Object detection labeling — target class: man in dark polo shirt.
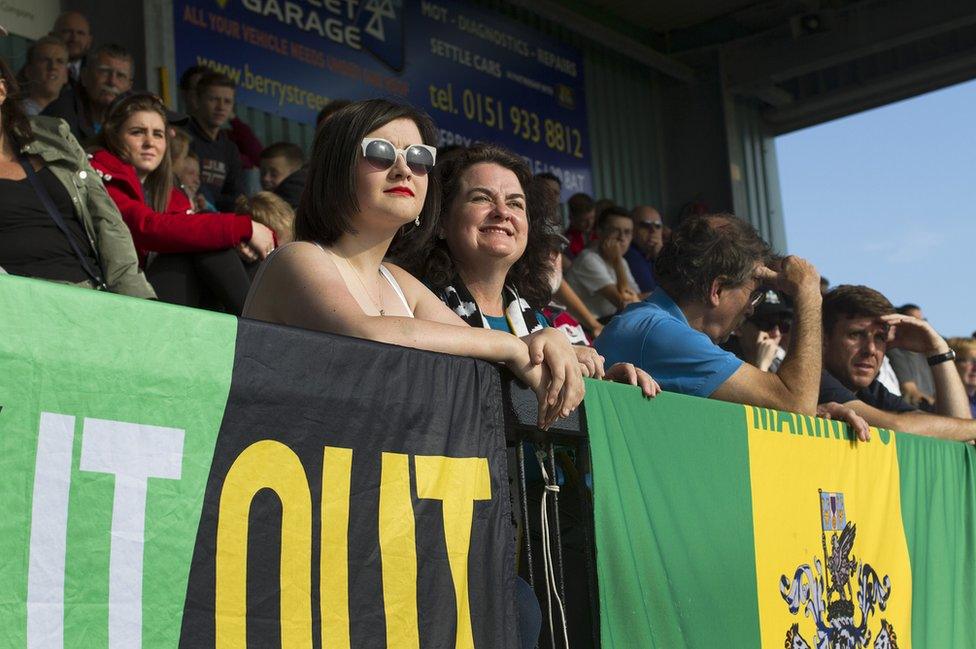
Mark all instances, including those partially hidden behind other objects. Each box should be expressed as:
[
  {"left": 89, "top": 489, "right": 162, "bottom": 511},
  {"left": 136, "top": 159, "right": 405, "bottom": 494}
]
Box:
[
  {"left": 187, "top": 71, "right": 245, "bottom": 212},
  {"left": 819, "top": 285, "right": 976, "bottom": 441}
]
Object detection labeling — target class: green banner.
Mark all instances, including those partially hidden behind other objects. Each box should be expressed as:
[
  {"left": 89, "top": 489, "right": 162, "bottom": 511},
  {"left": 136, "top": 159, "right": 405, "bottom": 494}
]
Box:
[
  {"left": 0, "top": 276, "right": 236, "bottom": 648},
  {"left": 585, "top": 380, "right": 976, "bottom": 648}
]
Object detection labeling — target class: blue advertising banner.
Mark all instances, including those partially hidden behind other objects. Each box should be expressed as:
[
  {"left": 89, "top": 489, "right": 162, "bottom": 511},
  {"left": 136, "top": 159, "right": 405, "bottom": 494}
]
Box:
[{"left": 173, "top": 0, "right": 592, "bottom": 195}]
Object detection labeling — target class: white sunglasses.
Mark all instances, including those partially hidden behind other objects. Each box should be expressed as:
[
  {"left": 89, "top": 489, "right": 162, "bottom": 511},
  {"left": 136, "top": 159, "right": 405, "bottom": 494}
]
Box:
[{"left": 360, "top": 138, "right": 437, "bottom": 174}]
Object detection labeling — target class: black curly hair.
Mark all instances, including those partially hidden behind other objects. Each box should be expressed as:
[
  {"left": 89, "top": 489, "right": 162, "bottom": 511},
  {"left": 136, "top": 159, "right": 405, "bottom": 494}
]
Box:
[{"left": 403, "top": 143, "right": 561, "bottom": 311}]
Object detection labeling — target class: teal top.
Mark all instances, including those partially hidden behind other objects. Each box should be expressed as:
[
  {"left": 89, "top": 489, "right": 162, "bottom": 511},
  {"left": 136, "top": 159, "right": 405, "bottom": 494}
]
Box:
[{"left": 484, "top": 313, "right": 549, "bottom": 333}]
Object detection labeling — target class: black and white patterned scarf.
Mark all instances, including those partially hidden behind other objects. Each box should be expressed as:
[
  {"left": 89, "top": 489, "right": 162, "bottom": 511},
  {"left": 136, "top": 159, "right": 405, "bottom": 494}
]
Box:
[{"left": 440, "top": 278, "right": 543, "bottom": 336}]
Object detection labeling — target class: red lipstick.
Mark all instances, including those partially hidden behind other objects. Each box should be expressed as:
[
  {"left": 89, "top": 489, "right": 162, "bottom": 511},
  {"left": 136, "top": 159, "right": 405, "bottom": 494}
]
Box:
[{"left": 384, "top": 186, "right": 415, "bottom": 197}]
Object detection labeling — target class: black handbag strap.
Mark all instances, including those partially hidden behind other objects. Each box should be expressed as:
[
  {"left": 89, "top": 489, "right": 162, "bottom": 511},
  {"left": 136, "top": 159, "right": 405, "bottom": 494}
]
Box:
[{"left": 19, "top": 158, "right": 108, "bottom": 290}]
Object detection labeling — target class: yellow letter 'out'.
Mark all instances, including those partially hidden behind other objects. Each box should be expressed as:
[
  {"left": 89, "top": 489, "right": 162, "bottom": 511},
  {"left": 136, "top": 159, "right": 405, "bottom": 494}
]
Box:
[{"left": 216, "top": 440, "right": 313, "bottom": 649}]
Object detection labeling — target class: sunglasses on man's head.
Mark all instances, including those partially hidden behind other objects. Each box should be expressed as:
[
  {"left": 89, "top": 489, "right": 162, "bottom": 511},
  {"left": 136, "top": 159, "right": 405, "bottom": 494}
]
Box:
[
  {"left": 749, "top": 288, "right": 767, "bottom": 308},
  {"left": 361, "top": 138, "right": 437, "bottom": 175}
]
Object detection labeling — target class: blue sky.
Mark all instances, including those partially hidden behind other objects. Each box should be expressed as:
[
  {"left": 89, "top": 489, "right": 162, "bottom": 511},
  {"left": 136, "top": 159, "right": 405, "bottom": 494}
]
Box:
[{"left": 776, "top": 79, "right": 975, "bottom": 338}]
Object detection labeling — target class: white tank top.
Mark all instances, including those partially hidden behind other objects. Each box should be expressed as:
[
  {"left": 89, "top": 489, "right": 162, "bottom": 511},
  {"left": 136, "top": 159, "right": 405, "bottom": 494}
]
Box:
[{"left": 376, "top": 263, "right": 413, "bottom": 317}]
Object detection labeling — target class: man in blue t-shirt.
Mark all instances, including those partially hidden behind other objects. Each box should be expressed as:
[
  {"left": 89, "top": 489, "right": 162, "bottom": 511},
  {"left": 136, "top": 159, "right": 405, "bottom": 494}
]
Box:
[
  {"left": 596, "top": 213, "right": 828, "bottom": 418},
  {"left": 818, "top": 285, "right": 976, "bottom": 441}
]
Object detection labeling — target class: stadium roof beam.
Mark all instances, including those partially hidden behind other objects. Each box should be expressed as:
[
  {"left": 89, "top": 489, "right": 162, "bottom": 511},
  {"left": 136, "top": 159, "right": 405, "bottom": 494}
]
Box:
[
  {"left": 722, "top": 0, "right": 976, "bottom": 92},
  {"left": 763, "top": 47, "right": 976, "bottom": 133},
  {"left": 507, "top": 0, "right": 697, "bottom": 82}
]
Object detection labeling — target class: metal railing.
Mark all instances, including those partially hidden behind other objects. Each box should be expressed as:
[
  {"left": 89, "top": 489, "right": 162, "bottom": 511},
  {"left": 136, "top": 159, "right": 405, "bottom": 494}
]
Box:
[{"left": 503, "top": 377, "right": 599, "bottom": 649}]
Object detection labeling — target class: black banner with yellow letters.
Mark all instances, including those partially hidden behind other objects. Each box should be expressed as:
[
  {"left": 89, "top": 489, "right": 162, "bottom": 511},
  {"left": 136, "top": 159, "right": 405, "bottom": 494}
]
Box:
[{"left": 177, "top": 319, "right": 519, "bottom": 649}]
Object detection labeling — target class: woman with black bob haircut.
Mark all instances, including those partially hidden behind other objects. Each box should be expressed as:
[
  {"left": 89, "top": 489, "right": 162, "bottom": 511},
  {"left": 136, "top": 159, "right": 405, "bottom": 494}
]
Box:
[
  {"left": 406, "top": 142, "right": 659, "bottom": 389},
  {"left": 244, "top": 99, "right": 584, "bottom": 428},
  {"left": 293, "top": 99, "right": 440, "bottom": 257},
  {"left": 0, "top": 55, "right": 153, "bottom": 297}
]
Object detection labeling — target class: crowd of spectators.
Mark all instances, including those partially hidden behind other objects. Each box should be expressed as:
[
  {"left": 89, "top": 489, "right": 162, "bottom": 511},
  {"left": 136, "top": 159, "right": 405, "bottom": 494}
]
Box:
[
  {"left": 2, "top": 14, "right": 975, "bottom": 649},
  {"left": 0, "top": 12, "right": 973, "bottom": 442}
]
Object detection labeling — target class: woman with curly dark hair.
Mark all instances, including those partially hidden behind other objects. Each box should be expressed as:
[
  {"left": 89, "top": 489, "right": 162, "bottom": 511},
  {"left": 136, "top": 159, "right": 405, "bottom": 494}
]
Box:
[
  {"left": 0, "top": 55, "right": 153, "bottom": 297},
  {"left": 405, "top": 143, "right": 659, "bottom": 389},
  {"left": 412, "top": 144, "right": 558, "bottom": 327}
]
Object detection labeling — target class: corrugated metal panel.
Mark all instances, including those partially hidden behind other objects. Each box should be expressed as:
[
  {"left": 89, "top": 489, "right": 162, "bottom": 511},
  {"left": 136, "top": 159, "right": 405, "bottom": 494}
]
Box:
[
  {"left": 729, "top": 98, "right": 787, "bottom": 252},
  {"left": 583, "top": 47, "right": 662, "bottom": 209},
  {"left": 239, "top": 105, "right": 316, "bottom": 153}
]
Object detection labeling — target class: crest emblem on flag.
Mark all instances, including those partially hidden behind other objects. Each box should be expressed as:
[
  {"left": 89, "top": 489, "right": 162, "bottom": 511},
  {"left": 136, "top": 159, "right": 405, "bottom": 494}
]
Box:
[{"left": 779, "top": 490, "right": 899, "bottom": 648}]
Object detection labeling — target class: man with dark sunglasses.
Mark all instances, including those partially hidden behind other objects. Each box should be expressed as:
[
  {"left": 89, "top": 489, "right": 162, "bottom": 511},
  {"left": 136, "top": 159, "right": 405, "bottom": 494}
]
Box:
[
  {"left": 624, "top": 204, "right": 664, "bottom": 293},
  {"left": 724, "top": 289, "right": 792, "bottom": 372},
  {"left": 596, "top": 213, "right": 847, "bottom": 425}
]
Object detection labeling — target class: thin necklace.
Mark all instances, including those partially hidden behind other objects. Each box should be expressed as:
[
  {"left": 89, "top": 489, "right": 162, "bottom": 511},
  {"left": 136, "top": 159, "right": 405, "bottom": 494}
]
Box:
[{"left": 340, "top": 255, "right": 385, "bottom": 316}]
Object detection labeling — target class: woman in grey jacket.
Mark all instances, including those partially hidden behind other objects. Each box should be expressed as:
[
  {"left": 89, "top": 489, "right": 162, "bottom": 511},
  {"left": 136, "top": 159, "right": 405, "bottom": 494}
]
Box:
[{"left": 0, "top": 56, "right": 154, "bottom": 298}]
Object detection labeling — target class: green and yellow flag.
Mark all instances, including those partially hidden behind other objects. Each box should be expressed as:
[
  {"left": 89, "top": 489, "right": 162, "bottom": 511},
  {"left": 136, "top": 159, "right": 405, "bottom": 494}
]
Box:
[{"left": 586, "top": 381, "right": 976, "bottom": 648}]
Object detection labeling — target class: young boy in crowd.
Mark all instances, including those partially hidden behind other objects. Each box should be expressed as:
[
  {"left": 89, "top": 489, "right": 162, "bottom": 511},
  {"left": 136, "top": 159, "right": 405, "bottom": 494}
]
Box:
[
  {"left": 187, "top": 71, "right": 246, "bottom": 211},
  {"left": 259, "top": 142, "right": 307, "bottom": 210},
  {"left": 176, "top": 151, "right": 214, "bottom": 213},
  {"left": 171, "top": 129, "right": 214, "bottom": 212}
]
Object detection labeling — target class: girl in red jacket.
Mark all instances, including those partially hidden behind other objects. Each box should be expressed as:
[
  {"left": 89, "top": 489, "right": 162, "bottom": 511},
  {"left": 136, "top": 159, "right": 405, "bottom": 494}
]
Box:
[{"left": 89, "top": 93, "right": 275, "bottom": 314}]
